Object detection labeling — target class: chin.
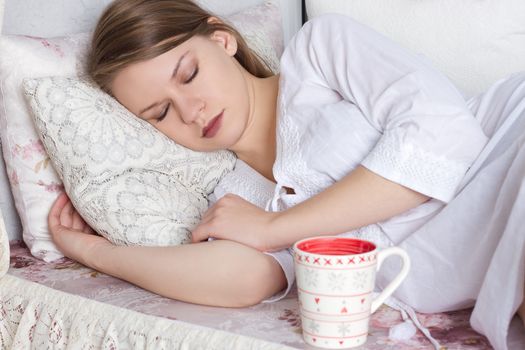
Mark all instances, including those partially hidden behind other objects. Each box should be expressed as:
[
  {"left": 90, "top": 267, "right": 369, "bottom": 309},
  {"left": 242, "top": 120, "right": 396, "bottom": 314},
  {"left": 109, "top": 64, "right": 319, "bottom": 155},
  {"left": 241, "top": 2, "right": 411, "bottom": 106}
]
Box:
[{"left": 196, "top": 143, "right": 230, "bottom": 153}]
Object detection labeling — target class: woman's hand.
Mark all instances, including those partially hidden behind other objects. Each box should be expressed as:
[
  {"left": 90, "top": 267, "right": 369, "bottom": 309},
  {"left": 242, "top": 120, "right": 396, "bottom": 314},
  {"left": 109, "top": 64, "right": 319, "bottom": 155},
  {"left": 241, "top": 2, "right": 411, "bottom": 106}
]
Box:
[
  {"left": 191, "top": 194, "right": 280, "bottom": 251},
  {"left": 48, "top": 192, "right": 111, "bottom": 266}
]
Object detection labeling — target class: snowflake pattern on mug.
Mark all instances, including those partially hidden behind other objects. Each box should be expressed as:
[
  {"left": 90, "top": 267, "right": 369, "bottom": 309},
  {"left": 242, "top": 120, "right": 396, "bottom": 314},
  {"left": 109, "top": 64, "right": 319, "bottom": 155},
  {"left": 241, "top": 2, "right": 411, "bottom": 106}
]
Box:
[
  {"left": 303, "top": 268, "right": 319, "bottom": 288},
  {"left": 352, "top": 271, "right": 369, "bottom": 290},
  {"left": 338, "top": 322, "right": 352, "bottom": 337},
  {"left": 327, "top": 272, "right": 347, "bottom": 292},
  {"left": 308, "top": 319, "right": 320, "bottom": 334}
]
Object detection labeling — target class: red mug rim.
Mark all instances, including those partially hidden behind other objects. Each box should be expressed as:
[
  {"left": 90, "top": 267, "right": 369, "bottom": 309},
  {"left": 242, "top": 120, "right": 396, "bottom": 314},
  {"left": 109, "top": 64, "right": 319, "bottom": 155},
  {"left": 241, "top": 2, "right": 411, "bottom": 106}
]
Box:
[{"left": 294, "top": 236, "right": 376, "bottom": 256}]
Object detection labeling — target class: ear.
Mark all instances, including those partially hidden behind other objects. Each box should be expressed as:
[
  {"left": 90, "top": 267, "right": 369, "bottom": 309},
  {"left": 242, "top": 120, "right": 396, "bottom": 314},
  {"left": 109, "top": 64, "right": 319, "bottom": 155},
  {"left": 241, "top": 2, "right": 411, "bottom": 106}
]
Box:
[{"left": 207, "top": 18, "right": 238, "bottom": 56}]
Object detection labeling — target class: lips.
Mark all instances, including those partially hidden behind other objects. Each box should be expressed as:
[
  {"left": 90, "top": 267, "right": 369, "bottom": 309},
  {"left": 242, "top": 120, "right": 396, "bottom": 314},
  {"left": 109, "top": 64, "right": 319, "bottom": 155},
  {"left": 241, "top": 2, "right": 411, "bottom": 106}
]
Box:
[{"left": 202, "top": 110, "right": 224, "bottom": 138}]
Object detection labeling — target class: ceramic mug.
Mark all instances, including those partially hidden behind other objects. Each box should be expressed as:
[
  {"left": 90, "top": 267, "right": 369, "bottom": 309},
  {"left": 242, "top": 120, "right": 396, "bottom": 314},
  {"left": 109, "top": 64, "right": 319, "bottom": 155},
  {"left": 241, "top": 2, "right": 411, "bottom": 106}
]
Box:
[{"left": 293, "top": 236, "right": 410, "bottom": 349}]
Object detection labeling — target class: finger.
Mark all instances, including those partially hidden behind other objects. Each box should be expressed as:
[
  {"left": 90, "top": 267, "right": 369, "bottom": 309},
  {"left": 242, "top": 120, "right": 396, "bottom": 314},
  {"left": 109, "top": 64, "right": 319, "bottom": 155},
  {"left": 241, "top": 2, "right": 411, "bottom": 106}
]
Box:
[
  {"left": 84, "top": 225, "right": 96, "bottom": 235},
  {"left": 198, "top": 213, "right": 213, "bottom": 227},
  {"left": 200, "top": 205, "right": 217, "bottom": 224},
  {"left": 48, "top": 192, "right": 70, "bottom": 228},
  {"left": 71, "top": 210, "right": 85, "bottom": 231},
  {"left": 49, "top": 192, "right": 70, "bottom": 220},
  {"left": 191, "top": 223, "right": 211, "bottom": 243},
  {"left": 60, "top": 201, "right": 74, "bottom": 228},
  {"left": 74, "top": 215, "right": 96, "bottom": 235},
  {"left": 221, "top": 193, "right": 244, "bottom": 205}
]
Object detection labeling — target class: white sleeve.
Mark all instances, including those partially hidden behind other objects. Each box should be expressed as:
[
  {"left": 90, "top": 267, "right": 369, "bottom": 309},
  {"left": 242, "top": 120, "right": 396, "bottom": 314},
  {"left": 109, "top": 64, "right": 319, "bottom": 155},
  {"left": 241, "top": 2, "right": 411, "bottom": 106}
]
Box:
[
  {"left": 209, "top": 160, "right": 276, "bottom": 209},
  {"left": 280, "top": 14, "right": 488, "bottom": 202}
]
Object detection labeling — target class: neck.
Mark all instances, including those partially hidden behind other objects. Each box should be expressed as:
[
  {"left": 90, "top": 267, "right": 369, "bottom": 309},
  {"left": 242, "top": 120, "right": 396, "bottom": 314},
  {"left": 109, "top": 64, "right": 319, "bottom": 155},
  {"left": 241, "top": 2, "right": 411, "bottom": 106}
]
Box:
[{"left": 231, "top": 74, "right": 279, "bottom": 183}]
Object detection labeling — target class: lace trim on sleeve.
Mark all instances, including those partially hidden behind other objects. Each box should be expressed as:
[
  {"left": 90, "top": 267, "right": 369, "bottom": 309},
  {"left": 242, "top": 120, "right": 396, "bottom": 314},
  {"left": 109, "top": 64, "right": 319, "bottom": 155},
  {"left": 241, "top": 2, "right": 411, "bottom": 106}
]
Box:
[{"left": 361, "top": 132, "right": 469, "bottom": 203}]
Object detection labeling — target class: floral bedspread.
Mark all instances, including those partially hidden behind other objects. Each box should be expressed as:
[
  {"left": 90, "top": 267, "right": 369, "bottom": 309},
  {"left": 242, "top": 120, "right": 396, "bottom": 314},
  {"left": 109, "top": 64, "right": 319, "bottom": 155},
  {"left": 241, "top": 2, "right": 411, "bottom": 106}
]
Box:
[{"left": 6, "top": 240, "right": 492, "bottom": 349}]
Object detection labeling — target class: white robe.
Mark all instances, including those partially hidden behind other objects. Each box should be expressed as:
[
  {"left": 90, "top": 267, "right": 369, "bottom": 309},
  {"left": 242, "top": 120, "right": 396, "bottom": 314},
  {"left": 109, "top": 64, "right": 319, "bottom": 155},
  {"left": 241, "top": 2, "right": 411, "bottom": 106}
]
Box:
[{"left": 212, "top": 14, "right": 525, "bottom": 350}]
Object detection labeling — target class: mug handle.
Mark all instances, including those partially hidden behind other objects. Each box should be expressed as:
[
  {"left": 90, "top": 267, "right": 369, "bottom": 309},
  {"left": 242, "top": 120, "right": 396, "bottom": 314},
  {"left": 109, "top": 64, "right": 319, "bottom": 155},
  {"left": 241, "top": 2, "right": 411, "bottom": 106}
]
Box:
[{"left": 370, "top": 247, "right": 411, "bottom": 314}]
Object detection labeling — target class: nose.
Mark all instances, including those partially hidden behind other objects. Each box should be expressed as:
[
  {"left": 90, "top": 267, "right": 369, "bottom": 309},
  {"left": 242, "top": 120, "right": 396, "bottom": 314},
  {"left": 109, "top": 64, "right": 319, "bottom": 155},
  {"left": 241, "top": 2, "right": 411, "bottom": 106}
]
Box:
[{"left": 177, "top": 93, "right": 205, "bottom": 126}]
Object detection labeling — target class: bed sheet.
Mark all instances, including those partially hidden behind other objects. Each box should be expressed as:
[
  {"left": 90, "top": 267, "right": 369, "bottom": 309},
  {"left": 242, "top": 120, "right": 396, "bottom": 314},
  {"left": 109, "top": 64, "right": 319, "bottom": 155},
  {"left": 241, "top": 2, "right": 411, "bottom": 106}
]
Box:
[{"left": 3, "top": 240, "right": 493, "bottom": 349}]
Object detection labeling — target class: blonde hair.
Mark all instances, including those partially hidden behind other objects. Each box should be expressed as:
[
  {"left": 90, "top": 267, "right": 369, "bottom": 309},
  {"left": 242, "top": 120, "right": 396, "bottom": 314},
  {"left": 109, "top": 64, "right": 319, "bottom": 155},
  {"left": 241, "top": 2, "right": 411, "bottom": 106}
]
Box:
[{"left": 88, "top": 0, "right": 274, "bottom": 92}]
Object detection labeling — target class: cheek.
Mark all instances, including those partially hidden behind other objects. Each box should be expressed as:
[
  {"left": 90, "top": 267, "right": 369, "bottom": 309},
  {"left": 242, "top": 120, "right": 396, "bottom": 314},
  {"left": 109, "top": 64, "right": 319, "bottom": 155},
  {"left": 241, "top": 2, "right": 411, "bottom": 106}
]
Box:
[
  {"left": 152, "top": 123, "right": 172, "bottom": 139},
  {"left": 208, "top": 58, "right": 244, "bottom": 94},
  {"left": 157, "top": 122, "right": 203, "bottom": 150},
  {"left": 152, "top": 121, "right": 182, "bottom": 143}
]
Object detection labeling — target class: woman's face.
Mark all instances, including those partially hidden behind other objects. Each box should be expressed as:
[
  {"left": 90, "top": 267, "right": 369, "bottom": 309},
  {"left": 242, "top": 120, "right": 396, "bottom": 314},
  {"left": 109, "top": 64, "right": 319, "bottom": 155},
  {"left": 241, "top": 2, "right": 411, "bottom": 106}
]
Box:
[{"left": 111, "top": 31, "right": 251, "bottom": 152}]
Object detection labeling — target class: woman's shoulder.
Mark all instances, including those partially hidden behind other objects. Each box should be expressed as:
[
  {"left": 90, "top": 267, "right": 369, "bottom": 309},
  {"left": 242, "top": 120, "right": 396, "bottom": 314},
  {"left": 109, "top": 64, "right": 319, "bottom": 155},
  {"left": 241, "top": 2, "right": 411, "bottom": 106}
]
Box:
[
  {"left": 296, "top": 13, "right": 362, "bottom": 38},
  {"left": 280, "top": 14, "right": 359, "bottom": 68},
  {"left": 283, "top": 14, "right": 363, "bottom": 56}
]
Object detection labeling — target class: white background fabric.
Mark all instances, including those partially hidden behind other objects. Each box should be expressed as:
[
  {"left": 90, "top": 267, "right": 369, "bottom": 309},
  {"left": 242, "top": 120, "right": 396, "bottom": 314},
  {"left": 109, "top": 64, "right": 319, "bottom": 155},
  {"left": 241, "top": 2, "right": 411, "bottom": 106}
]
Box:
[
  {"left": 0, "top": 0, "right": 3, "bottom": 33},
  {"left": 1, "top": 0, "right": 302, "bottom": 47},
  {"left": 2, "top": 0, "right": 113, "bottom": 36},
  {"left": 305, "top": 0, "right": 525, "bottom": 99}
]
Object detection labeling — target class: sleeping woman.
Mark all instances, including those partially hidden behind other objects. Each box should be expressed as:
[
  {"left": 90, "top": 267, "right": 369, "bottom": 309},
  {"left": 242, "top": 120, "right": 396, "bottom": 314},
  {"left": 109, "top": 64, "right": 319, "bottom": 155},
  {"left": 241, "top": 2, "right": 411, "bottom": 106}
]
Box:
[{"left": 48, "top": 0, "right": 525, "bottom": 348}]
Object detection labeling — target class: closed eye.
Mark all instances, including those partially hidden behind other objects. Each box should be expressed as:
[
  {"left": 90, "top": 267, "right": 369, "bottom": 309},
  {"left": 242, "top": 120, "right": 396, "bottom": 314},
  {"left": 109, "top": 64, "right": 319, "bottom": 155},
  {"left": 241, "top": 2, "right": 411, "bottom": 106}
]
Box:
[
  {"left": 156, "top": 105, "right": 170, "bottom": 123},
  {"left": 185, "top": 66, "right": 199, "bottom": 84}
]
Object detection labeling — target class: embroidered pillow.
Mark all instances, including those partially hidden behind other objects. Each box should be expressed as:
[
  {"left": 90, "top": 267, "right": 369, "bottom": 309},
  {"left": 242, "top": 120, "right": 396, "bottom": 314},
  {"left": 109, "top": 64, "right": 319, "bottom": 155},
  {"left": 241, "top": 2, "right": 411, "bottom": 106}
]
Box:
[
  {"left": 24, "top": 76, "right": 236, "bottom": 250},
  {"left": 0, "top": 0, "right": 283, "bottom": 261}
]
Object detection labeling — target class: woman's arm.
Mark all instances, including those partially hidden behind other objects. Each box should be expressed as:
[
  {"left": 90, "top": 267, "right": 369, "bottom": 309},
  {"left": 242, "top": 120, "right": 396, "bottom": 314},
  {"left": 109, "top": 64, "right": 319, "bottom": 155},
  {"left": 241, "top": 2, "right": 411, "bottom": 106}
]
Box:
[
  {"left": 191, "top": 165, "right": 429, "bottom": 251},
  {"left": 270, "top": 165, "right": 429, "bottom": 248},
  {"left": 85, "top": 239, "right": 286, "bottom": 307},
  {"left": 49, "top": 194, "right": 286, "bottom": 307}
]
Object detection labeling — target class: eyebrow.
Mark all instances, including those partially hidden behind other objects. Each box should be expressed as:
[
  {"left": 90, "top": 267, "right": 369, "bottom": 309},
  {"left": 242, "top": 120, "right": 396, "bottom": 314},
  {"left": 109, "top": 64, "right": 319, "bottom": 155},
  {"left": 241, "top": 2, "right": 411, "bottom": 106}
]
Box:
[{"left": 138, "top": 50, "right": 189, "bottom": 116}]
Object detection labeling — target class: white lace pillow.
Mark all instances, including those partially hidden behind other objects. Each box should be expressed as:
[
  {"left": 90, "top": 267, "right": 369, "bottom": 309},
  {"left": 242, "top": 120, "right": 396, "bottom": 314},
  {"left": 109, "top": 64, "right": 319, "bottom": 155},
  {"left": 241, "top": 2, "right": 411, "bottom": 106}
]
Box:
[
  {"left": 0, "top": 0, "right": 283, "bottom": 261},
  {"left": 24, "top": 76, "right": 236, "bottom": 249}
]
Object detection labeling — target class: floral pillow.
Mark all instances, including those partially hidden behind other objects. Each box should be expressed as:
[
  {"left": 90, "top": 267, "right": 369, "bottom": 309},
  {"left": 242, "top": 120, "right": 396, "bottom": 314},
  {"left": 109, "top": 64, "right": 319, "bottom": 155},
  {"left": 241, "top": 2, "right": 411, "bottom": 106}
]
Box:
[
  {"left": 0, "top": 0, "right": 283, "bottom": 261},
  {"left": 0, "top": 33, "right": 90, "bottom": 262},
  {"left": 24, "top": 76, "right": 236, "bottom": 249},
  {"left": 0, "top": 208, "right": 9, "bottom": 277}
]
